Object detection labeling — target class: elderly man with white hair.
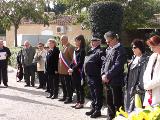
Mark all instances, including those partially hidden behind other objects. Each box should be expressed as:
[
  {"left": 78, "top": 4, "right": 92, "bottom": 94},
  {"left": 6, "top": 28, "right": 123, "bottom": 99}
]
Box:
[
  {"left": 21, "top": 40, "right": 36, "bottom": 87},
  {"left": 0, "top": 40, "right": 11, "bottom": 87},
  {"left": 58, "top": 35, "right": 75, "bottom": 103}
]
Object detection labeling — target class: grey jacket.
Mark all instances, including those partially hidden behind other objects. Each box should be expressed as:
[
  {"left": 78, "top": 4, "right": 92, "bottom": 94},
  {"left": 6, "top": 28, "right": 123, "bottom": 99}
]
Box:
[
  {"left": 124, "top": 53, "right": 149, "bottom": 113},
  {"left": 22, "top": 46, "right": 36, "bottom": 66}
]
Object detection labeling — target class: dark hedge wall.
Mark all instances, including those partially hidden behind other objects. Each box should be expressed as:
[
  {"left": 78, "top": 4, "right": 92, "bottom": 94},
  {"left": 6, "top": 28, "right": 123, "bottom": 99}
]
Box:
[{"left": 89, "top": 1, "right": 123, "bottom": 42}]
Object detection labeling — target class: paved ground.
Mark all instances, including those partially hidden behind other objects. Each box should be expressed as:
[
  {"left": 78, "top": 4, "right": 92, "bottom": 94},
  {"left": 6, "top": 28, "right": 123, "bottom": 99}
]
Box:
[{"left": 0, "top": 66, "right": 107, "bottom": 120}]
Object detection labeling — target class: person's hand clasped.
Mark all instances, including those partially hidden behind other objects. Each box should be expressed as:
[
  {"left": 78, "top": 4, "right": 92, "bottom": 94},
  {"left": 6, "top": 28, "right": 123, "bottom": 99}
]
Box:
[
  {"left": 68, "top": 68, "right": 73, "bottom": 75},
  {"left": 101, "top": 74, "right": 109, "bottom": 84}
]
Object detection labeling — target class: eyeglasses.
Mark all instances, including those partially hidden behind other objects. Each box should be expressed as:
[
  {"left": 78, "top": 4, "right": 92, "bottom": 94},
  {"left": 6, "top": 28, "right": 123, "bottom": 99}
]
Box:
[{"left": 38, "top": 46, "right": 42, "bottom": 47}]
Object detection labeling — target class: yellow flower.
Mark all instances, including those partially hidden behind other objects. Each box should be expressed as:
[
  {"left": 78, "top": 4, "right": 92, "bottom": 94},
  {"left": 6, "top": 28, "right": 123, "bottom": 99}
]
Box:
[{"left": 116, "top": 107, "right": 128, "bottom": 118}]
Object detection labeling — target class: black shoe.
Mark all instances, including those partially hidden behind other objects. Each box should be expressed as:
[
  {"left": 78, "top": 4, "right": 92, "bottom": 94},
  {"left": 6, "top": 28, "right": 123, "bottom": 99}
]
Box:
[
  {"left": 42, "top": 86, "right": 46, "bottom": 89},
  {"left": 31, "top": 84, "right": 35, "bottom": 87},
  {"left": 37, "top": 86, "right": 43, "bottom": 89},
  {"left": 46, "top": 94, "right": 53, "bottom": 98},
  {"left": 85, "top": 109, "right": 95, "bottom": 116},
  {"left": 106, "top": 115, "right": 114, "bottom": 120},
  {"left": 90, "top": 111, "right": 101, "bottom": 118},
  {"left": 64, "top": 99, "right": 72, "bottom": 104},
  {"left": 4, "top": 84, "right": 8, "bottom": 88},
  {"left": 45, "top": 90, "right": 50, "bottom": 92},
  {"left": 51, "top": 95, "right": 58, "bottom": 99},
  {"left": 24, "top": 84, "right": 30, "bottom": 87},
  {"left": 58, "top": 98, "right": 66, "bottom": 101}
]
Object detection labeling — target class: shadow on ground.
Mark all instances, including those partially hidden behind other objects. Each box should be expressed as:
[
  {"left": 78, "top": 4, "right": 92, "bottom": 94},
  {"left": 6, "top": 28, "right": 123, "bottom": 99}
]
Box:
[
  {"left": 0, "top": 94, "right": 63, "bottom": 108},
  {"left": 8, "top": 86, "right": 46, "bottom": 96},
  {"left": 0, "top": 114, "right": 6, "bottom": 117}
]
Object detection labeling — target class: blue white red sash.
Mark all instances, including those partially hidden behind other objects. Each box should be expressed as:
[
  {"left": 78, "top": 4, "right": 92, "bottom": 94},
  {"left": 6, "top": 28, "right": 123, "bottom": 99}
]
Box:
[
  {"left": 73, "top": 51, "right": 77, "bottom": 65},
  {"left": 59, "top": 51, "right": 70, "bottom": 69},
  {"left": 73, "top": 50, "right": 82, "bottom": 73}
]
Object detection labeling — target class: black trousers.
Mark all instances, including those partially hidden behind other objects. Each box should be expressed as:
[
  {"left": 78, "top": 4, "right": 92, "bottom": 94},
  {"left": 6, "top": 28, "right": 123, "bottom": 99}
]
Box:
[
  {"left": 72, "top": 73, "right": 85, "bottom": 104},
  {"left": 106, "top": 85, "right": 123, "bottom": 118},
  {"left": 47, "top": 73, "right": 59, "bottom": 96},
  {"left": 59, "top": 74, "right": 73, "bottom": 100},
  {"left": 0, "top": 65, "right": 8, "bottom": 85},
  {"left": 45, "top": 72, "right": 49, "bottom": 91},
  {"left": 87, "top": 76, "right": 103, "bottom": 111},
  {"left": 37, "top": 71, "right": 45, "bottom": 87},
  {"left": 23, "top": 65, "right": 35, "bottom": 86}
]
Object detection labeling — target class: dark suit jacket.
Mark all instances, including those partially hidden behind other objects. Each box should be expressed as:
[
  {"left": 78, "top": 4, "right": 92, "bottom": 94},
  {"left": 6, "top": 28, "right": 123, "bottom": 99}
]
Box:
[
  {"left": 101, "top": 44, "right": 127, "bottom": 86},
  {"left": 0, "top": 46, "right": 11, "bottom": 66},
  {"left": 45, "top": 47, "right": 60, "bottom": 75},
  {"left": 84, "top": 45, "right": 102, "bottom": 78}
]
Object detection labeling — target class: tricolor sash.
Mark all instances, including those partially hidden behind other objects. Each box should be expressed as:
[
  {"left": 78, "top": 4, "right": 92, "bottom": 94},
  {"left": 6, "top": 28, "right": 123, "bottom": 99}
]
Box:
[
  {"left": 73, "top": 50, "right": 84, "bottom": 85},
  {"left": 73, "top": 51, "right": 77, "bottom": 65},
  {"left": 59, "top": 51, "right": 70, "bottom": 69}
]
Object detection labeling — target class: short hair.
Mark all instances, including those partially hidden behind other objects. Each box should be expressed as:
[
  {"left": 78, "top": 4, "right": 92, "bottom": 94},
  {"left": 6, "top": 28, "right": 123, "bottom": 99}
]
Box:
[
  {"left": 48, "top": 38, "right": 57, "bottom": 46},
  {"left": 61, "top": 35, "right": 68, "bottom": 41},
  {"left": 38, "top": 42, "right": 44, "bottom": 46},
  {"left": 104, "top": 31, "right": 119, "bottom": 40},
  {"left": 24, "top": 40, "right": 30, "bottom": 44},
  {"left": 131, "top": 39, "right": 146, "bottom": 53},
  {"left": 147, "top": 35, "right": 160, "bottom": 46}
]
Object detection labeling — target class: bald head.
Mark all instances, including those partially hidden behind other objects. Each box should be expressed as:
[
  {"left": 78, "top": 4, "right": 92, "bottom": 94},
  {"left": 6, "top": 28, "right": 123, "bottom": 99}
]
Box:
[
  {"left": 60, "top": 35, "right": 68, "bottom": 45},
  {"left": 24, "top": 40, "right": 30, "bottom": 48}
]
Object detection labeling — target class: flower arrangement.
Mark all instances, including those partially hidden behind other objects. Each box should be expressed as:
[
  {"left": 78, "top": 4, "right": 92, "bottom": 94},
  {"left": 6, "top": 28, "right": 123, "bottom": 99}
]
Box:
[
  {"left": 114, "top": 94, "right": 160, "bottom": 120},
  {"left": 114, "top": 106, "right": 160, "bottom": 120}
]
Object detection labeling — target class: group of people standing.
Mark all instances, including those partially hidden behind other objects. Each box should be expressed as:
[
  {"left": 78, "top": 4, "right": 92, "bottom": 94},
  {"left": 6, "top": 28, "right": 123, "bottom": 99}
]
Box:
[{"left": 1, "top": 31, "right": 160, "bottom": 120}]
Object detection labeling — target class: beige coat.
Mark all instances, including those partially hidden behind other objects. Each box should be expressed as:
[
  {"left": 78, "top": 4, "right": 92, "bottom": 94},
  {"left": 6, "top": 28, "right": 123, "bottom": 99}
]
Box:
[
  {"left": 58, "top": 43, "right": 74, "bottom": 75},
  {"left": 34, "top": 49, "right": 47, "bottom": 71}
]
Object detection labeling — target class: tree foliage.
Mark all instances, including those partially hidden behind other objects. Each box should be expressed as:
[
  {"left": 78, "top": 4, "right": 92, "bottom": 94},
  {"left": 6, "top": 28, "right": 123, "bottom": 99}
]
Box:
[
  {"left": 56, "top": 0, "right": 160, "bottom": 30},
  {"left": 89, "top": 1, "right": 123, "bottom": 42},
  {"left": 0, "top": 0, "right": 49, "bottom": 47},
  {"left": 122, "top": 0, "right": 160, "bottom": 30}
]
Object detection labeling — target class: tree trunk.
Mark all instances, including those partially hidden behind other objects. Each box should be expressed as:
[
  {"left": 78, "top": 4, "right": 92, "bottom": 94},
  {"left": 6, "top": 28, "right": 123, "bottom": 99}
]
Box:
[{"left": 14, "top": 25, "right": 18, "bottom": 47}]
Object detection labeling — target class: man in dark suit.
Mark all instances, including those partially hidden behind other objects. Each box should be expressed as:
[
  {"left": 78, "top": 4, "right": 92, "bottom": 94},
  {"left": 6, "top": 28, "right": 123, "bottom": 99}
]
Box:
[
  {"left": 22, "top": 41, "right": 36, "bottom": 87},
  {"left": 101, "top": 31, "right": 127, "bottom": 120},
  {"left": 45, "top": 39, "right": 60, "bottom": 99},
  {"left": 84, "top": 36, "right": 103, "bottom": 118},
  {"left": 0, "top": 40, "right": 11, "bottom": 87}
]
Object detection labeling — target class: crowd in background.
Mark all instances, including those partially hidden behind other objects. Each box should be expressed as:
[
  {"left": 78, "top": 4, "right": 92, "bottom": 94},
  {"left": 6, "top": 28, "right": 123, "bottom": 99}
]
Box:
[{"left": 1, "top": 31, "right": 160, "bottom": 120}]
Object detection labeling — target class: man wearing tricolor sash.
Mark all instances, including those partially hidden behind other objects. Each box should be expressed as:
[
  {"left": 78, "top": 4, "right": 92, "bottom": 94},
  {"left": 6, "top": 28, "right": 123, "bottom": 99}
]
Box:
[{"left": 58, "top": 35, "right": 74, "bottom": 104}]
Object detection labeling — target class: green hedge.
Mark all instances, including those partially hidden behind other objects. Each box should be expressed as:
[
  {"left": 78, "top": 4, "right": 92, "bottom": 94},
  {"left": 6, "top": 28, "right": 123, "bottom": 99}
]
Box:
[
  {"left": 9, "top": 47, "right": 21, "bottom": 68},
  {"left": 89, "top": 1, "right": 123, "bottom": 42}
]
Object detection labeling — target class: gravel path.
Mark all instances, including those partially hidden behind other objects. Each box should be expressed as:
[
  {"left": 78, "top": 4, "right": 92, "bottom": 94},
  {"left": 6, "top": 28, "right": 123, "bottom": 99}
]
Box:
[{"left": 0, "top": 66, "right": 107, "bottom": 120}]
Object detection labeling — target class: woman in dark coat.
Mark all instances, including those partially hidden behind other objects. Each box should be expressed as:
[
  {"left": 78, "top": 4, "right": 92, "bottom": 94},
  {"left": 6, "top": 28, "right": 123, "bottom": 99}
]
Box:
[
  {"left": 124, "top": 39, "right": 149, "bottom": 113},
  {"left": 68, "top": 35, "right": 86, "bottom": 109},
  {"left": 45, "top": 39, "right": 60, "bottom": 99}
]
